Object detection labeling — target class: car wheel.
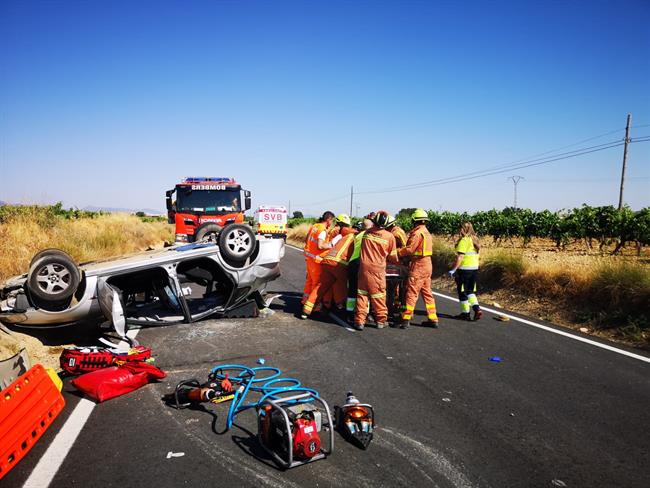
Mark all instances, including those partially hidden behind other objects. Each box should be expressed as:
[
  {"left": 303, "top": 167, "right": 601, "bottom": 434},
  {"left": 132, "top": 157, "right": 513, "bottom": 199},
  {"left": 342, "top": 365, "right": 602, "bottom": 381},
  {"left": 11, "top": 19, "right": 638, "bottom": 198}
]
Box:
[
  {"left": 218, "top": 224, "right": 256, "bottom": 262},
  {"left": 195, "top": 223, "right": 222, "bottom": 242},
  {"left": 29, "top": 248, "right": 73, "bottom": 268},
  {"left": 27, "top": 250, "right": 81, "bottom": 309}
]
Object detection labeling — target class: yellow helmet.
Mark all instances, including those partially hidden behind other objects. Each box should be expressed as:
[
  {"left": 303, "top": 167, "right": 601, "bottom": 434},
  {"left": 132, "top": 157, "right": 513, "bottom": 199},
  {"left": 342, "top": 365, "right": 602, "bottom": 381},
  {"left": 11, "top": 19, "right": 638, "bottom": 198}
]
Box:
[
  {"left": 411, "top": 208, "right": 429, "bottom": 221},
  {"left": 336, "top": 213, "right": 351, "bottom": 226}
]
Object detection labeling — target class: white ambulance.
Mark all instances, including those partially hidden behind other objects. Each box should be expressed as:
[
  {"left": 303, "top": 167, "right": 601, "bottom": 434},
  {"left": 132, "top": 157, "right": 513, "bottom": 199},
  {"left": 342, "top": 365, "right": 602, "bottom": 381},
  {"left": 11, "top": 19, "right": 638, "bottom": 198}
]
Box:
[{"left": 255, "top": 205, "right": 288, "bottom": 239}]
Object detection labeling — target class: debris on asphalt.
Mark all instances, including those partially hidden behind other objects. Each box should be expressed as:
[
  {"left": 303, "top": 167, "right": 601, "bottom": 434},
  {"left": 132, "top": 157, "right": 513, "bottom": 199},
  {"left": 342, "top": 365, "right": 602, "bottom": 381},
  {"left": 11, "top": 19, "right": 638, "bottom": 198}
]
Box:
[
  {"left": 510, "top": 412, "right": 515, "bottom": 417},
  {"left": 492, "top": 302, "right": 503, "bottom": 308},
  {"left": 551, "top": 479, "right": 567, "bottom": 487},
  {"left": 258, "top": 307, "right": 276, "bottom": 318},
  {"left": 166, "top": 451, "right": 185, "bottom": 459},
  {"left": 442, "top": 397, "right": 451, "bottom": 402},
  {"left": 579, "top": 327, "right": 589, "bottom": 333},
  {"left": 488, "top": 356, "right": 502, "bottom": 362},
  {"left": 494, "top": 315, "right": 510, "bottom": 322},
  {"left": 257, "top": 357, "right": 265, "bottom": 365},
  {"left": 386, "top": 356, "right": 393, "bottom": 360}
]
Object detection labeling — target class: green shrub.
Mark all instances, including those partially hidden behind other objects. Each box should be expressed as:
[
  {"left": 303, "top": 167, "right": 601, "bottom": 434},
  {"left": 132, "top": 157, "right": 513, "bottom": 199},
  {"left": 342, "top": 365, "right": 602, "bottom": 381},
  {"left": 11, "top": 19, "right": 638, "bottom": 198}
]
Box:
[
  {"left": 480, "top": 251, "right": 527, "bottom": 288},
  {"left": 587, "top": 262, "right": 650, "bottom": 330}
]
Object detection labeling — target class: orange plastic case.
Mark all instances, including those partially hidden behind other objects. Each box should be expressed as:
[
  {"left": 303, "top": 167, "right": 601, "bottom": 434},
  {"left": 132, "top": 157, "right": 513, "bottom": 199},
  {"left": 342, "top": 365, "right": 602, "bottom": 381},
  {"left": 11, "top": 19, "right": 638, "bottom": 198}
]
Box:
[{"left": 0, "top": 364, "right": 65, "bottom": 479}]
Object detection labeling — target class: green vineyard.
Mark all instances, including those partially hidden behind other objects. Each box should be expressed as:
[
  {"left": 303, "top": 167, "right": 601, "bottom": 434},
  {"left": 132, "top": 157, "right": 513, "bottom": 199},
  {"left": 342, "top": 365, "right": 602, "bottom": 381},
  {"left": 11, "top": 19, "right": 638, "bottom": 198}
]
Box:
[
  {"left": 394, "top": 205, "right": 650, "bottom": 253},
  {"left": 287, "top": 205, "right": 650, "bottom": 254}
]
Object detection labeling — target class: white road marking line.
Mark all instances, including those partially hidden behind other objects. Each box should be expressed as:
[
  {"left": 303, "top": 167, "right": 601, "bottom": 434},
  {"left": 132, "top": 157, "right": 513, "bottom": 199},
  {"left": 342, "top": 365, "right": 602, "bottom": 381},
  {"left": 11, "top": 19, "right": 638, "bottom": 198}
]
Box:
[
  {"left": 288, "top": 242, "right": 649, "bottom": 363},
  {"left": 23, "top": 328, "right": 140, "bottom": 488},
  {"left": 431, "top": 291, "right": 650, "bottom": 364}
]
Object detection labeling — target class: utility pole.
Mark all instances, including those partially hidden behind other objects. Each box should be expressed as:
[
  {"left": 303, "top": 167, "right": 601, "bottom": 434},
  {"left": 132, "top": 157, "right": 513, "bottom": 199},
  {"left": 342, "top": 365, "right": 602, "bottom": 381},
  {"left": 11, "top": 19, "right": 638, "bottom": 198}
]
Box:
[
  {"left": 349, "top": 186, "right": 353, "bottom": 217},
  {"left": 618, "top": 113, "right": 632, "bottom": 210},
  {"left": 508, "top": 176, "right": 524, "bottom": 209}
]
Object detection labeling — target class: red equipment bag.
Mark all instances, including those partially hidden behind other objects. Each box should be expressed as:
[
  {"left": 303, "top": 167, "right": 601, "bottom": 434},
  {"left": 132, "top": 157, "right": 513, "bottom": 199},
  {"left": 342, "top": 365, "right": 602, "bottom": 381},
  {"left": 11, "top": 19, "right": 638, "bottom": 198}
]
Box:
[
  {"left": 71, "top": 362, "right": 166, "bottom": 403},
  {"left": 60, "top": 346, "right": 152, "bottom": 375}
]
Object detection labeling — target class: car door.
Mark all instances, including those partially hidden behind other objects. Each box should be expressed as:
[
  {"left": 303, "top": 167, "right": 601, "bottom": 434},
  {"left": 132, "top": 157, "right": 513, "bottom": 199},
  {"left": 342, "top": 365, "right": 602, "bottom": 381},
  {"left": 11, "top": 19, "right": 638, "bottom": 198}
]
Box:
[{"left": 97, "top": 278, "right": 128, "bottom": 340}]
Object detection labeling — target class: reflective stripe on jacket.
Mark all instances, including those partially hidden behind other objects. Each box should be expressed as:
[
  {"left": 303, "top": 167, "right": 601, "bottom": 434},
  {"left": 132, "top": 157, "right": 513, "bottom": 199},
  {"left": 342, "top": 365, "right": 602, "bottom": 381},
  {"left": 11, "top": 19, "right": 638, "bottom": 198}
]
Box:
[
  {"left": 391, "top": 226, "right": 408, "bottom": 248},
  {"left": 399, "top": 224, "right": 432, "bottom": 258},
  {"left": 304, "top": 222, "right": 327, "bottom": 260},
  {"left": 350, "top": 231, "right": 366, "bottom": 262},
  {"left": 323, "top": 229, "right": 356, "bottom": 266},
  {"left": 360, "top": 228, "right": 398, "bottom": 268},
  {"left": 455, "top": 236, "right": 479, "bottom": 269}
]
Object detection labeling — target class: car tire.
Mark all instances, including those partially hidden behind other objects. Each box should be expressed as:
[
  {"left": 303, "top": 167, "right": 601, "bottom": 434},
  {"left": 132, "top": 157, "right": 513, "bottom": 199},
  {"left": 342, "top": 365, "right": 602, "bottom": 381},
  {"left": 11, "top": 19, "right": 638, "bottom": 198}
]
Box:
[
  {"left": 29, "top": 248, "right": 73, "bottom": 268},
  {"left": 195, "top": 223, "right": 222, "bottom": 242},
  {"left": 27, "top": 250, "right": 81, "bottom": 309},
  {"left": 218, "top": 224, "right": 256, "bottom": 262}
]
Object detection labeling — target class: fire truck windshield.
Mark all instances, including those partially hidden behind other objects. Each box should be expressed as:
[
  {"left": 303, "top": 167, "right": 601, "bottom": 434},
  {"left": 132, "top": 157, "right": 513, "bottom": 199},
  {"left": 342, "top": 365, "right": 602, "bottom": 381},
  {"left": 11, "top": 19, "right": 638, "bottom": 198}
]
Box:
[{"left": 176, "top": 187, "right": 241, "bottom": 213}]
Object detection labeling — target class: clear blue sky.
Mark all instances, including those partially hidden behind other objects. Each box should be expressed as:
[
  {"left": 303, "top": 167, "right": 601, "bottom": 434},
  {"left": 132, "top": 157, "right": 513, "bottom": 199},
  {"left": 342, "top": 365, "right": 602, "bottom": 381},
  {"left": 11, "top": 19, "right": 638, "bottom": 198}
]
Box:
[{"left": 1, "top": 0, "right": 649, "bottom": 216}]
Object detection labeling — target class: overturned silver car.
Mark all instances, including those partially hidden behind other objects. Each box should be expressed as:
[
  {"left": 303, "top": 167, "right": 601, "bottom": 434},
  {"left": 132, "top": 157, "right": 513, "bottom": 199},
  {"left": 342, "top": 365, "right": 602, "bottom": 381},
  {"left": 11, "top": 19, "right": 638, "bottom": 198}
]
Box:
[{"left": 0, "top": 224, "right": 283, "bottom": 340}]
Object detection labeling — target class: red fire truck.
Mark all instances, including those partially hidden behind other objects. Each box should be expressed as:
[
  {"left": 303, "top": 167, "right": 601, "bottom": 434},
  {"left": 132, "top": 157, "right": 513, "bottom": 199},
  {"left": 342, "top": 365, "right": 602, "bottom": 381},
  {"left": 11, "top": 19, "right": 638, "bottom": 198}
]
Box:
[{"left": 166, "top": 177, "right": 252, "bottom": 243}]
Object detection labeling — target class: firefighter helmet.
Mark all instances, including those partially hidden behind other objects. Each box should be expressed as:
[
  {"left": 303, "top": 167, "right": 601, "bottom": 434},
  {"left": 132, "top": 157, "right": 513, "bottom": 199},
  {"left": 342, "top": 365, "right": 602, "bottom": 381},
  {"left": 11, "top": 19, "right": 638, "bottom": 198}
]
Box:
[
  {"left": 411, "top": 208, "right": 429, "bottom": 221},
  {"left": 336, "top": 214, "right": 351, "bottom": 226},
  {"left": 373, "top": 212, "right": 390, "bottom": 228},
  {"left": 385, "top": 215, "right": 396, "bottom": 227}
]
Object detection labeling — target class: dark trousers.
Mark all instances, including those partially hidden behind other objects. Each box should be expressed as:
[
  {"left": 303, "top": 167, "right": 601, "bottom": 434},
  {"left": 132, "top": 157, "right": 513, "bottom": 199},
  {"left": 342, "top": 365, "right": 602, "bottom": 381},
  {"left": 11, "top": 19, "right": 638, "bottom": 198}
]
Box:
[{"left": 455, "top": 269, "right": 479, "bottom": 310}]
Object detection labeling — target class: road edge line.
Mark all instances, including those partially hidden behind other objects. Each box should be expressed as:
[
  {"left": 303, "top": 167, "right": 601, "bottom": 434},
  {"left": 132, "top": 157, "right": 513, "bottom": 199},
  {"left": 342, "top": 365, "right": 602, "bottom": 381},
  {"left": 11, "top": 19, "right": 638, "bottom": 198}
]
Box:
[
  {"left": 290, "top": 242, "right": 649, "bottom": 363},
  {"left": 431, "top": 290, "right": 650, "bottom": 364},
  {"left": 23, "top": 328, "right": 140, "bottom": 488}
]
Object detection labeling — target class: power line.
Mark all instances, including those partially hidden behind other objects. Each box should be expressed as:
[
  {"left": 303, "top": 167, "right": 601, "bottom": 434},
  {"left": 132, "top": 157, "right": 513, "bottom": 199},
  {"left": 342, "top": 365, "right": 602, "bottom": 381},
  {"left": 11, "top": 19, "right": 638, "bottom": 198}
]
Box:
[
  {"left": 356, "top": 139, "right": 630, "bottom": 195},
  {"left": 357, "top": 128, "right": 628, "bottom": 195},
  {"left": 292, "top": 131, "right": 650, "bottom": 208},
  {"left": 526, "top": 176, "right": 649, "bottom": 183}
]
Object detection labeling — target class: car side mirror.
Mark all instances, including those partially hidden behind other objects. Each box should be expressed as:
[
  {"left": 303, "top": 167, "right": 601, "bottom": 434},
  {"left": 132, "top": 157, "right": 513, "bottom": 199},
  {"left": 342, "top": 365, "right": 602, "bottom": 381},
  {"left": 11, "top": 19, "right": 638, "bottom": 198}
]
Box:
[{"left": 245, "top": 197, "right": 252, "bottom": 211}]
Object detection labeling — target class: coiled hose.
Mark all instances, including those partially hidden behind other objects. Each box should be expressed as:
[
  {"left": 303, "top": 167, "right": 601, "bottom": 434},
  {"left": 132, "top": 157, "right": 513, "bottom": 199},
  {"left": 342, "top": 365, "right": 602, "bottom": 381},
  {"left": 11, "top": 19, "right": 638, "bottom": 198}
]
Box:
[{"left": 208, "top": 364, "right": 320, "bottom": 430}]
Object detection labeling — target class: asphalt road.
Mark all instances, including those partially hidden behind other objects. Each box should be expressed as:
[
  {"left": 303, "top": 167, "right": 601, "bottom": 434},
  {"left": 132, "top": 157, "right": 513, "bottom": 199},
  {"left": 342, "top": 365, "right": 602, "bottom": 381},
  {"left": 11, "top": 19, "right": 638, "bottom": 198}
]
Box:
[{"left": 5, "top": 245, "right": 650, "bottom": 487}]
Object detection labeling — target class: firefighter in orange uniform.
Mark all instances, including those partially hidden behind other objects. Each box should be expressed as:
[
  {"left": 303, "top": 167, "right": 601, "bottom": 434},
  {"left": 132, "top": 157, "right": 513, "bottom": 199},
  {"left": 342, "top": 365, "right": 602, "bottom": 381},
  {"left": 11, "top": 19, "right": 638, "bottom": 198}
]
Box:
[
  {"left": 399, "top": 209, "right": 438, "bottom": 329},
  {"left": 353, "top": 211, "right": 399, "bottom": 331},
  {"left": 301, "top": 214, "right": 356, "bottom": 318},
  {"left": 302, "top": 211, "right": 335, "bottom": 307}
]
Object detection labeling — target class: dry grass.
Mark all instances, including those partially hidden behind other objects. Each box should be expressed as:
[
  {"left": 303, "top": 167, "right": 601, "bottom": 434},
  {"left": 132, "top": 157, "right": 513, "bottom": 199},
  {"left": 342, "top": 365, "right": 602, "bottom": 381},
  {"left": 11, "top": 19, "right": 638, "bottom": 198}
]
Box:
[
  {"left": 0, "top": 211, "right": 173, "bottom": 282},
  {"left": 433, "top": 238, "right": 650, "bottom": 347},
  {"left": 287, "top": 223, "right": 311, "bottom": 248}
]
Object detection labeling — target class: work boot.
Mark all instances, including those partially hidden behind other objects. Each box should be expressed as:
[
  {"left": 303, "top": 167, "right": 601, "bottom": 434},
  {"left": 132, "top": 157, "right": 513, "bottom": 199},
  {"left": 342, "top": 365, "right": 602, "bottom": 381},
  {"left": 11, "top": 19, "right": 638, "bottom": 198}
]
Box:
[
  {"left": 366, "top": 315, "right": 376, "bottom": 326},
  {"left": 352, "top": 323, "right": 365, "bottom": 331},
  {"left": 473, "top": 308, "right": 483, "bottom": 321},
  {"left": 300, "top": 313, "right": 308, "bottom": 320},
  {"left": 376, "top": 322, "right": 387, "bottom": 329},
  {"left": 454, "top": 313, "right": 471, "bottom": 321},
  {"left": 422, "top": 319, "right": 439, "bottom": 328},
  {"left": 399, "top": 321, "right": 410, "bottom": 330}
]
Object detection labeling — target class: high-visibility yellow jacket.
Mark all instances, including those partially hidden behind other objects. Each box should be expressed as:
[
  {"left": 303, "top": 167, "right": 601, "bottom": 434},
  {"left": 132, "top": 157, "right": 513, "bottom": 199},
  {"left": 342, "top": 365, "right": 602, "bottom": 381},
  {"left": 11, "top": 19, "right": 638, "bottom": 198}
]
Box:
[{"left": 455, "top": 236, "right": 479, "bottom": 270}]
